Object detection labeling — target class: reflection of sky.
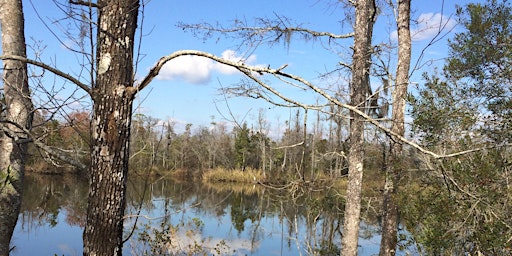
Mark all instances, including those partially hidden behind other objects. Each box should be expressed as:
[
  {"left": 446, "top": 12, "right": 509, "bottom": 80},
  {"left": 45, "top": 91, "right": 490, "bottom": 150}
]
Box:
[
  {"left": 13, "top": 185, "right": 415, "bottom": 256},
  {"left": 125, "top": 194, "right": 389, "bottom": 256},
  {"left": 12, "top": 209, "right": 82, "bottom": 256}
]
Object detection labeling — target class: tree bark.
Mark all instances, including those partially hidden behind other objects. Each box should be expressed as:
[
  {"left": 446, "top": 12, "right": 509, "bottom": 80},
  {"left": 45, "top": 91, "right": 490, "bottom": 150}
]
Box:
[
  {"left": 0, "top": 0, "right": 33, "bottom": 254},
  {"left": 82, "top": 0, "right": 139, "bottom": 255},
  {"left": 341, "top": 0, "right": 376, "bottom": 255},
  {"left": 379, "top": 1, "right": 411, "bottom": 255}
]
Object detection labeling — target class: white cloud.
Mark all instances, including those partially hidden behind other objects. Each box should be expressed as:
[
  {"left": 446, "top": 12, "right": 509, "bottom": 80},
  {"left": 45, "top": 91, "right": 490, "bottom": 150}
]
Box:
[
  {"left": 157, "top": 54, "right": 214, "bottom": 84},
  {"left": 165, "top": 229, "right": 256, "bottom": 255},
  {"left": 156, "top": 50, "right": 259, "bottom": 84},
  {"left": 391, "top": 13, "right": 457, "bottom": 42}
]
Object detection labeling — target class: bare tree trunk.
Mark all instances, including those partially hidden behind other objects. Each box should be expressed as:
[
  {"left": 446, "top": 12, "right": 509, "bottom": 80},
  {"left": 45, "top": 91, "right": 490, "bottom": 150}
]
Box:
[
  {"left": 341, "top": 0, "right": 376, "bottom": 255},
  {"left": 82, "top": 0, "right": 139, "bottom": 255},
  {"left": 379, "top": 1, "right": 411, "bottom": 255},
  {"left": 0, "top": 0, "right": 33, "bottom": 254}
]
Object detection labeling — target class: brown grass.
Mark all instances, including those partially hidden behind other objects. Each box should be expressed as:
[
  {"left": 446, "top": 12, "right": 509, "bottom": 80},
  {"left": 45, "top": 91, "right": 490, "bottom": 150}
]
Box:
[{"left": 202, "top": 167, "right": 264, "bottom": 183}]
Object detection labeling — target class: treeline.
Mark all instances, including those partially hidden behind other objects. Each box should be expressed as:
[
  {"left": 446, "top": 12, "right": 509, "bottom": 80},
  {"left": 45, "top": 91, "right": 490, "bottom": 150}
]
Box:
[{"left": 27, "top": 109, "right": 395, "bottom": 181}]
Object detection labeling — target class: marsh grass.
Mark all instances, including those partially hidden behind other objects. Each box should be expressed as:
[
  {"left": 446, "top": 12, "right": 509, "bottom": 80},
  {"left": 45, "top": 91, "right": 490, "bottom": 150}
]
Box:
[{"left": 202, "top": 167, "right": 264, "bottom": 183}]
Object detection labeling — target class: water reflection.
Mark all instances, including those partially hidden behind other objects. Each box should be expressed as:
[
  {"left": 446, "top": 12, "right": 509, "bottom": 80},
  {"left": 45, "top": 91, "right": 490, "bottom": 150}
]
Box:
[
  {"left": 12, "top": 173, "right": 384, "bottom": 255},
  {"left": 12, "top": 174, "right": 87, "bottom": 256}
]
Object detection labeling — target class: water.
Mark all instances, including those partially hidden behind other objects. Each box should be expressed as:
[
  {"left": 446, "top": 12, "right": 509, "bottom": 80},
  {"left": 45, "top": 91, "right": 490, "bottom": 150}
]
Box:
[{"left": 11, "top": 173, "right": 387, "bottom": 255}]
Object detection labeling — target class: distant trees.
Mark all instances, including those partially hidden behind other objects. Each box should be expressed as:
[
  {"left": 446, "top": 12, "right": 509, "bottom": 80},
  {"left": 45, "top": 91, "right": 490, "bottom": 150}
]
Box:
[
  {"left": 27, "top": 110, "right": 91, "bottom": 172},
  {"left": 234, "top": 123, "right": 252, "bottom": 171},
  {"left": 23, "top": 106, "right": 358, "bottom": 185}
]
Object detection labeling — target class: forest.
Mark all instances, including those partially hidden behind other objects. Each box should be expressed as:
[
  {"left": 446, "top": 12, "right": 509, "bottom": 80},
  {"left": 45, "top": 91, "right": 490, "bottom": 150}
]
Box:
[{"left": 1, "top": 0, "right": 511, "bottom": 255}]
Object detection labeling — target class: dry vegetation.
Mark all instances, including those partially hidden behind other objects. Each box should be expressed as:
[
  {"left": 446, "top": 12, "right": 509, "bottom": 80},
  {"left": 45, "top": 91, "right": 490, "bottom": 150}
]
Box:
[{"left": 202, "top": 167, "right": 264, "bottom": 183}]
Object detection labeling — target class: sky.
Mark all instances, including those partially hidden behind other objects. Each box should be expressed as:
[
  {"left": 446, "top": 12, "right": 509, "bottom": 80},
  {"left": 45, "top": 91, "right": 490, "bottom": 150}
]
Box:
[{"left": 14, "top": 0, "right": 478, "bottom": 135}]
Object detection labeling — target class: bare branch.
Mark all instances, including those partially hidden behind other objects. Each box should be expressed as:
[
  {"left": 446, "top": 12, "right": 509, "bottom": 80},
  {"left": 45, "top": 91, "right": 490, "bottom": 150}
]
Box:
[
  {"left": 178, "top": 15, "right": 353, "bottom": 49},
  {"left": 69, "top": 0, "right": 100, "bottom": 8},
  {"left": 0, "top": 55, "right": 91, "bottom": 95},
  {"left": 272, "top": 141, "right": 304, "bottom": 150},
  {"left": 137, "top": 50, "right": 506, "bottom": 160},
  {"left": 0, "top": 120, "right": 87, "bottom": 171}
]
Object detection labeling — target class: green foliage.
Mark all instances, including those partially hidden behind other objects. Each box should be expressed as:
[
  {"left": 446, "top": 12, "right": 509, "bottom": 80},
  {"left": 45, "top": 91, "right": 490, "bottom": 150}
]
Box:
[
  {"left": 408, "top": 73, "right": 477, "bottom": 147},
  {"left": 400, "top": 149, "right": 512, "bottom": 255},
  {"left": 449, "top": 0, "right": 511, "bottom": 87},
  {"left": 446, "top": 0, "right": 512, "bottom": 142},
  {"left": 137, "top": 218, "right": 229, "bottom": 256},
  {"left": 234, "top": 123, "right": 250, "bottom": 169},
  {"left": 406, "top": 1, "right": 512, "bottom": 253}
]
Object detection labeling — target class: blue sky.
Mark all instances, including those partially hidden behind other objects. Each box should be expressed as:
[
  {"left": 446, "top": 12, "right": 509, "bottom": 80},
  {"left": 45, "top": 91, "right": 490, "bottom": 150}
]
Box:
[{"left": 16, "top": 0, "right": 475, "bottom": 135}]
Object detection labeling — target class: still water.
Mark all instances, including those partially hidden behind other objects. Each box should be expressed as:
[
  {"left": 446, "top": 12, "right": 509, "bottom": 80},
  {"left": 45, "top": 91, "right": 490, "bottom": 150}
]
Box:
[{"left": 11, "top": 173, "right": 387, "bottom": 255}]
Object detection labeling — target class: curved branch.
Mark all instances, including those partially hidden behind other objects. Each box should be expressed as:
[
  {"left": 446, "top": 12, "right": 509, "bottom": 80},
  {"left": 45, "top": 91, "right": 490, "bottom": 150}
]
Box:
[
  {"left": 0, "top": 55, "right": 91, "bottom": 95},
  {"left": 136, "top": 50, "right": 269, "bottom": 92},
  {"left": 137, "top": 50, "right": 507, "bottom": 160}
]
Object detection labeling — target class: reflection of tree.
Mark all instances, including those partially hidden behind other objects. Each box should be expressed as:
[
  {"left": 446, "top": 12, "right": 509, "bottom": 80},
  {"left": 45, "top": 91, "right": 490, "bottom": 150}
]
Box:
[
  {"left": 124, "top": 176, "right": 359, "bottom": 254},
  {"left": 19, "top": 174, "right": 88, "bottom": 229},
  {"left": 230, "top": 193, "right": 260, "bottom": 232},
  {"left": 19, "top": 173, "right": 382, "bottom": 254}
]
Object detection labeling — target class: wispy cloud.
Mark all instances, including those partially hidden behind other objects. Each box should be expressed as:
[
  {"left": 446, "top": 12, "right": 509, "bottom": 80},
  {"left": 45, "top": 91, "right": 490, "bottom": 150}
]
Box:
[
  {"left": 391, "top": 13, "right": 457, "bottom": 41},
  {"left": 156, "top": 50, "right": 259, "bottom": 84}
]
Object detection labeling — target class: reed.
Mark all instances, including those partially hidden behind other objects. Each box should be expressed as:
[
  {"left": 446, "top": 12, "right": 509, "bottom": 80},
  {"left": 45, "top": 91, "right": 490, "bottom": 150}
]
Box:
[{"left": 202, "top": 167, "right": 263, "bottom": 183}]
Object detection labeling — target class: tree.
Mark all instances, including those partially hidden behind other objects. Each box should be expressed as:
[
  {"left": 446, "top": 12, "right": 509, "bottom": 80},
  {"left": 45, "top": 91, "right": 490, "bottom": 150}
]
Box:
[
  {"left": 403, "top": 1, "right": 512, "bottom": 254},
  {"left": 341, "top": 1, "right": 376, "bottom": 255},
  {"left": 379, "top": 0, "right": 411, "bottom": 255},
  {"left": 446, "top": 0, "right": 511, "bottom": 142},
  {"left": 0, "top": 0, "right": 34, "bottom": 254},
  {"left": 234, "top": 123, "right": 251, "bottom": 171},
  {"left": 81, "top": 0, "right": 140, "bottom": 254}
]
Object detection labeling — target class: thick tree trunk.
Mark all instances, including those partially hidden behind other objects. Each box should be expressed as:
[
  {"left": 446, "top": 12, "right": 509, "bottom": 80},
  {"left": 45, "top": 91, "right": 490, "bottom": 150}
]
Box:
[
  {"left": 0, "top": 0, "right": 33, "bottom": 255},
  {"left": 82, "top": 1, "right": 139, "bottom": 255},
  {"left": 341, "top": 0, "right": 376, "bottom": 255},
  {"left": 379, "top": 1, "right": 411, "bottom": 255}
]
